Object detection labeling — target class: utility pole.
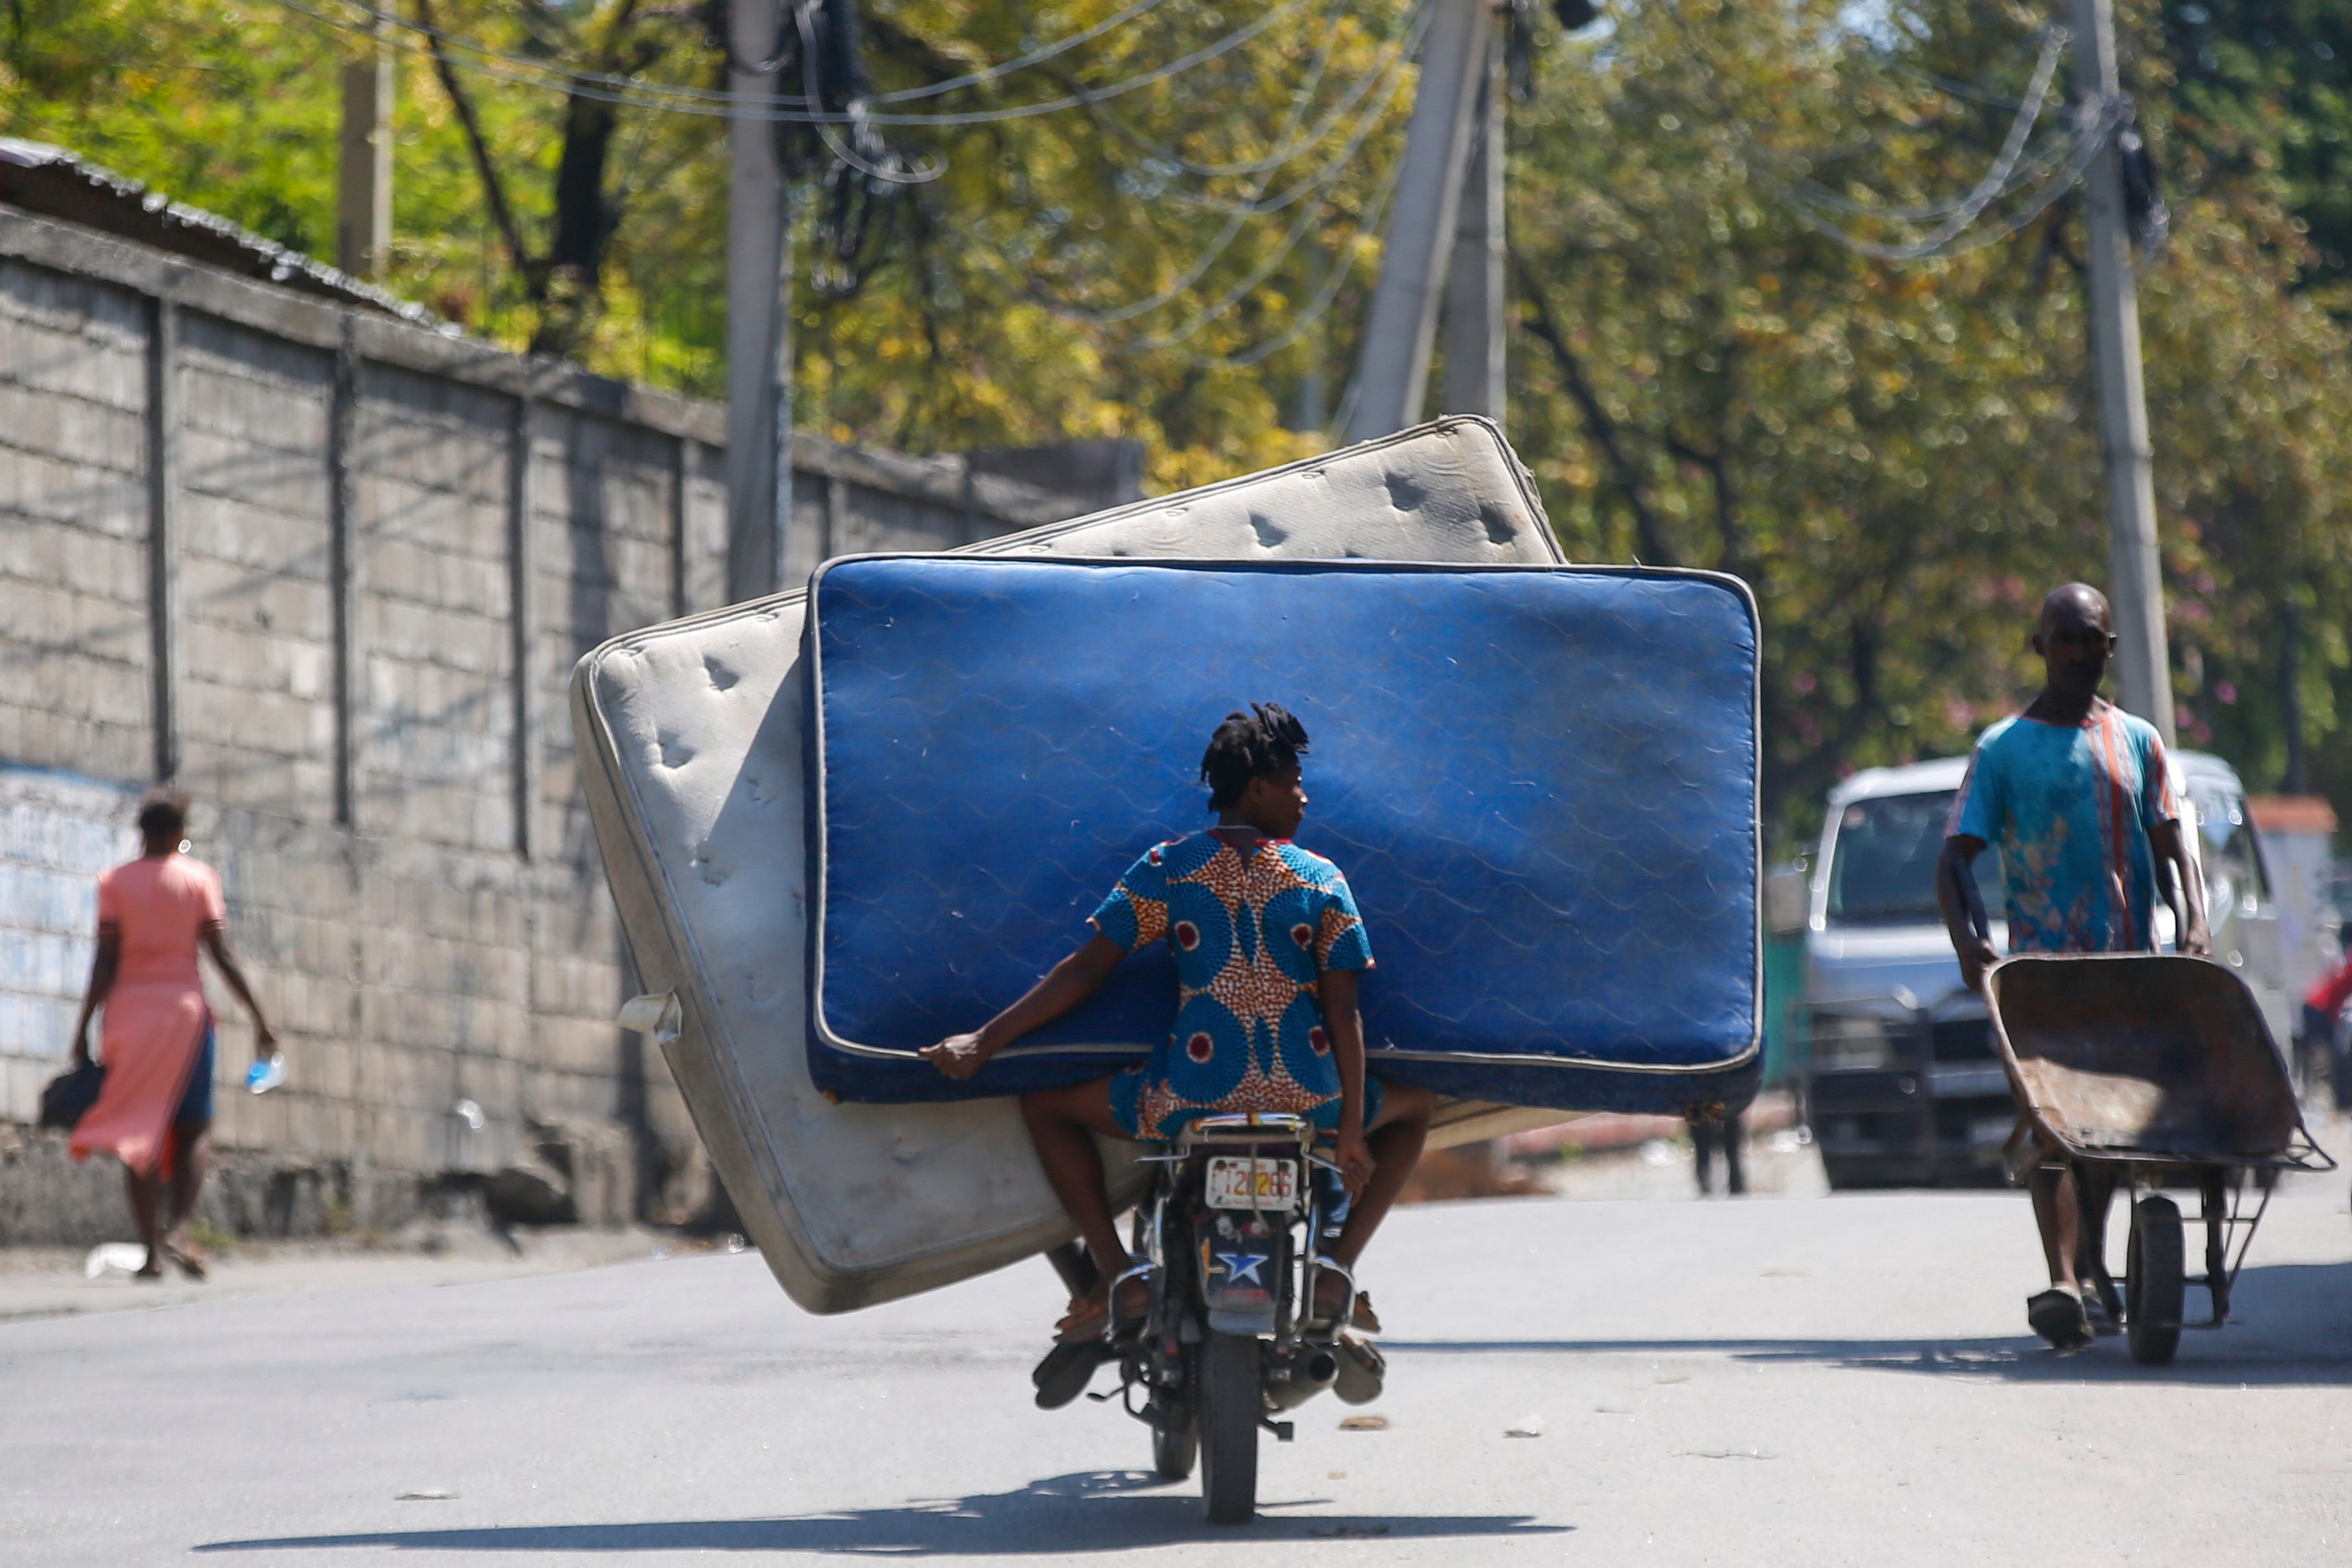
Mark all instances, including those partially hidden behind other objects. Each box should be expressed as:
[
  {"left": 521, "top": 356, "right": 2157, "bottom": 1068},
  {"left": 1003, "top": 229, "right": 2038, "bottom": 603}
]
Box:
[
  {"left": 336, "top": 19, "right": 393, "bottom": 279},
  {"left": 1344, "top": 0, "right": 1495, "bottom": 443},
  {"left": 725, "top": 0, "right": 795, "bottom": 602},
  {"left": 2069, "top": 0, "right": 2175, "bottom": 746},
  {"left": 1439, "top": 40, "right": 1505, "bottom": 421},
  {"left": 2282, "top": 600, "right": 2307, "bottom": 793}
]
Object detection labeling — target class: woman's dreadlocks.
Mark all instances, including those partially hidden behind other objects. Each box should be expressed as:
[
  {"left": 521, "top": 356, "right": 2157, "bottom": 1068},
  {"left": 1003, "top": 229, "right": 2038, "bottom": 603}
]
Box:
[{"left": 1200, "top": 702, "right": 1310, "bottom": 812}]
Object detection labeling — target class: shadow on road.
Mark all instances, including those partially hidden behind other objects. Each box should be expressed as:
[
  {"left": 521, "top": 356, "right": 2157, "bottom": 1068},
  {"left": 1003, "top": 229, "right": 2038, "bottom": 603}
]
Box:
[
  {"left": 1386, "top": 1260, "right": 2352, "bottom": 1388},
  {"left": 193, "top": 1470, "right": 1568, "bottom": 1555}
]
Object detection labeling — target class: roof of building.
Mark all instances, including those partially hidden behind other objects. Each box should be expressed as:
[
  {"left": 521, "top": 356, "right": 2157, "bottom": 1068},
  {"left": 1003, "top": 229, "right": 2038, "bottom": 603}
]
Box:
[{"left": 0, "top": 137, "right": 447, "bottom": 331}]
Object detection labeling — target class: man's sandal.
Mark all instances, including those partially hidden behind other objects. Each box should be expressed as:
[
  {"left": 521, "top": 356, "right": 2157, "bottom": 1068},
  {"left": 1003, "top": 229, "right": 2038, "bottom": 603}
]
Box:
[{"left": 2026, "top": 1288, "right": 2094, "bottom": 1352}]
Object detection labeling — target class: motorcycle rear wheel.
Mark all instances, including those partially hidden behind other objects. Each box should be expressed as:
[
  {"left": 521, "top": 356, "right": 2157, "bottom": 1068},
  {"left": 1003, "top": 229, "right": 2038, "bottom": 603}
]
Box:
[{"left": 1198, "top": 1330, "right": 1261, "bottom": 1525}]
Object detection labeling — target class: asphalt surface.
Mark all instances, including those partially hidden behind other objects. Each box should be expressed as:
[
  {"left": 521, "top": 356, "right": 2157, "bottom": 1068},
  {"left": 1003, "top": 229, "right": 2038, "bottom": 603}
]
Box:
[{"left": 6, "top": 1167, "right": 2351, "bottom": 1565}]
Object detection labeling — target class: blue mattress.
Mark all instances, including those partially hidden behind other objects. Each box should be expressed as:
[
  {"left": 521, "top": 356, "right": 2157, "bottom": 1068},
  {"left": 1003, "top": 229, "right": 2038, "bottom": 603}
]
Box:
[{"left": 805, "top": 556, "right": 1761, "bottom": 1114}]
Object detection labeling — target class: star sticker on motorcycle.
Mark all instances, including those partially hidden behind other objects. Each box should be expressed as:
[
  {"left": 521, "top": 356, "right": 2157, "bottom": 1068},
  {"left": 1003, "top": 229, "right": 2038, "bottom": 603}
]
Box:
[{"left": 1215, "top": 1251, "right": 1268, "bottom": 1286}]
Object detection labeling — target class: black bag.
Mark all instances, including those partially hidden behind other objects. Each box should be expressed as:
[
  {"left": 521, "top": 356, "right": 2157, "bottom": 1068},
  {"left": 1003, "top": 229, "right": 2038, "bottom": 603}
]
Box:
[{"left": 38, "top": 1060, "right": 106, "bottom": 1130}]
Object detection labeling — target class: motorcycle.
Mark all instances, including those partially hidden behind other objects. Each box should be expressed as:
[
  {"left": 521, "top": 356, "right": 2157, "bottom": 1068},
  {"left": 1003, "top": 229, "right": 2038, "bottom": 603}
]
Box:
[{"left": 1038, "top": 1111, "right": 1381, "bottom": 1525}]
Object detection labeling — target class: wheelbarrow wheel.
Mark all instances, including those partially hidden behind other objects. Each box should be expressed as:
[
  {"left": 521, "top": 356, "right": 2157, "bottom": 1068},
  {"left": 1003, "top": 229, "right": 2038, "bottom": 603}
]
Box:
[{"left": 2126, "top": 1194, "right": 2185, "bottom": 1366}]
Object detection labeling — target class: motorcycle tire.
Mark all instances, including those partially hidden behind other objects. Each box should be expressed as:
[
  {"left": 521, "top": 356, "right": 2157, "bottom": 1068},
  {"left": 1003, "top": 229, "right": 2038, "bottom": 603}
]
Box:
[{"left": 1197, "top": 1330, "right": 1261, "bottom": 1525}]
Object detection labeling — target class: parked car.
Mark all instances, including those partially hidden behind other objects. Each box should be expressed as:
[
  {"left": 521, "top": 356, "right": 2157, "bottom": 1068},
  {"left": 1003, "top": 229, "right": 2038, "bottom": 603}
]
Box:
[{"left": 1800, "top": 750, "right": 2288, "bottom": 1190}]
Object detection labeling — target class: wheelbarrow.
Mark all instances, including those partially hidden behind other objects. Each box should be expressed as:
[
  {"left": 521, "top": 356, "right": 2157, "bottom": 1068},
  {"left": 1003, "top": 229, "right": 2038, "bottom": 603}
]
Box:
[{"left": 1985, "top": 953, "right": 2335, "bottom": 1365}]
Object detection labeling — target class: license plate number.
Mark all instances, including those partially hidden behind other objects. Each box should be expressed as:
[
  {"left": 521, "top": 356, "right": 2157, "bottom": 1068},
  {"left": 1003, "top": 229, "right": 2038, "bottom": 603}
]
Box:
[{"left": 1205, "top": 1155, "right": 1297, "bottom": 1212}]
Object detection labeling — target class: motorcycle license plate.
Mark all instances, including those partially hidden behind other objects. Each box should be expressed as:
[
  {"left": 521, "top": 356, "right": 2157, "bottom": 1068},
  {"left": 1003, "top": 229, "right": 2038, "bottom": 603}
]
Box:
[{"left": 1205, "top": 1156, "right": 1297, "bottom": 1212}]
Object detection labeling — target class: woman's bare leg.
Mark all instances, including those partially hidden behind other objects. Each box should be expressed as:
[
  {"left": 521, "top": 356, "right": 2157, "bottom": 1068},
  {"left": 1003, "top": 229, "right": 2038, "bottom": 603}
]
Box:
[
  {"left": 123, "top": 1165, "right": 164, "bottom": 1277},
  {"left": 165, "top": 1121, "right": 211, "bottom": 1260},
  {"left": 1019, "top": 1077, "right": 1138, "bottom": 1297},
  {"left": 1329, "top": 1081, "right": 1434, "bottom": 1269}
]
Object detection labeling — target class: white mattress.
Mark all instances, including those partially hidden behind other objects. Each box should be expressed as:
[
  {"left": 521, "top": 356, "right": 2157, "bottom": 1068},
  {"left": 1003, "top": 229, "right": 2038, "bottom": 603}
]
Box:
[{"left": 571, "top": 417, "right": 1578, "bottom": 1313}]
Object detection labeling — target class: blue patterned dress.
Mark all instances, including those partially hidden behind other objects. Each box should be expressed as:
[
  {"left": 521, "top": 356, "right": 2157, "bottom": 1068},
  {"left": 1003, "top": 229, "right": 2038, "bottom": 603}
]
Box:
[{"left": 1090, "top": 831, "right": 1378, "bottom": 1141}]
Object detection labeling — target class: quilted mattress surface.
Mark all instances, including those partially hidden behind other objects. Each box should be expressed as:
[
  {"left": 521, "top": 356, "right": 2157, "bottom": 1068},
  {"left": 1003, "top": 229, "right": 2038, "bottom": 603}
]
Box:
[
  {"left": 571, "top": 418, "right": 1586, "bottom": 1314},
  {"left": 808, "top": 556, "right": 1761, "bottom": 1112}
]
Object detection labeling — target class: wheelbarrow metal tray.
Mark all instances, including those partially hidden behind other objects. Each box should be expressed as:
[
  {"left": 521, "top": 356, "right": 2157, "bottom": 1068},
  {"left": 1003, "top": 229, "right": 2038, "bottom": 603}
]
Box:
[
  {"left": 806, "top": 556, "right": 1762, "bottom": 1112},
  {"left": 1984, "top": 953, "right": 2325, "bottom": 1168},
  {"left": 569, "top": 417, "right": 1578, "bottom": 1314}
]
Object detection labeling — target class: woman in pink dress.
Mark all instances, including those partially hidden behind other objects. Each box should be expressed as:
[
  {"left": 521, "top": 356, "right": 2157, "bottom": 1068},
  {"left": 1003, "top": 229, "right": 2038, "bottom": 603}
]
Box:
[{"left": 67, "top": 789, "right": 278, "bottom": 1279}]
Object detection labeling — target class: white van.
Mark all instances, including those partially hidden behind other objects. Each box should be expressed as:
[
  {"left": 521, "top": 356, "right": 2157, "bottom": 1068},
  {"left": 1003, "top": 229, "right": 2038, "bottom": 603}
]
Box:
[{"left": 1800, "top": 750, "right": 2288, "bottom": 1189}]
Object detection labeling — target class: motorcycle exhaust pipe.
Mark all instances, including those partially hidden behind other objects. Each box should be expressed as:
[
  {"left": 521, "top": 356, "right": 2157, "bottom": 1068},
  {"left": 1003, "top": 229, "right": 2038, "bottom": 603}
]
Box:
[{"left": 1265, "top": 1347, "right": 1340, "bottom": 1410}]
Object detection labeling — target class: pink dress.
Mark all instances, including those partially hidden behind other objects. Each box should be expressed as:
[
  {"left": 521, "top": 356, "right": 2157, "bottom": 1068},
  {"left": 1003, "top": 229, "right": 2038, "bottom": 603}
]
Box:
[{"left": 69, "top": 855, "right": 224, "bottom": 1177}]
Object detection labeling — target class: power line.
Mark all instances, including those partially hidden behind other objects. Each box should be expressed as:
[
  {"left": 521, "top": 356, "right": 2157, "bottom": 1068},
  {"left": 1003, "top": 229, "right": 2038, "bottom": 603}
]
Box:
[
  {"left": 1783, "top": 96, "right": 2121, "bottom": 263},
  {"left": 267, "top": 0, "right": 1323, "bottom": 126},
  {"left": 1767, "top": 27, "right": 2071, "bottom": 258},
  {"left": 1181, "top": 145, "right": 1406, "bottom": 372},
  {"left": 784, "top": 0, "right": 942, "bottom": 184},
  {"left": 866, "top": 0, "right": 1172, "bottom": 103},
  {"left": 1016, "top": 0, "right": 1415, "bottom": 345},
  {"left": 300, "top": 0, "right": 1173, "bottom": 108},
  {"left": 1088, "top": 101, "right": 1401, "bottom": 355},
  {"left": 1653, "top": 6, "right": 2097, "bottom": 264},
  {"left": 1044, "top": 0, "right": 1350, "bottom": 326},
  {"left": 1165, "top": 34, "right": 1417, "bottom": 219},
  {"left": 1088, "top": 0, "right": 1431, "bottom": 182},
  {"left": 270, "top": 0, "right": 1404, "bottom": 368},
  {"left": 1005, "top": 0, "right": 1415, "bottom": 357}
]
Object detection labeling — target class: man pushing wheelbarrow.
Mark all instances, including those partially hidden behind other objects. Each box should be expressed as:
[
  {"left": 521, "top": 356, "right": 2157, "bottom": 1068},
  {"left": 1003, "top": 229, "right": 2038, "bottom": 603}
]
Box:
[{"left": 1935, "top": 583, "right": 2210, "bottom": 1351}]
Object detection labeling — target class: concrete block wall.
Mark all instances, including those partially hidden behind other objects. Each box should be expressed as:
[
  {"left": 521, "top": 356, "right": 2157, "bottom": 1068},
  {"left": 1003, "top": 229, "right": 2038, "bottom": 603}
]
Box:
[
  {"left": 0, "top": 258, "right": 152, "bottom": 786},
  {"left": 0, "top": 207, "right": 1088, "bottom": 1244}
]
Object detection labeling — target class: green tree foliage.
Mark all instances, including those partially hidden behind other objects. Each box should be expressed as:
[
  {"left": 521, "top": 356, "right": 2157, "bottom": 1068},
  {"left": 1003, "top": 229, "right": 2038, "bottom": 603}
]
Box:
[
  {"left": 786, "top": 0, "right": 1415, "bottom": 489},
  {"left": 0, "top": 0, "right": 1406, "bottom": 486},
  {"left": 8, "top": 0, "right": 2352, "bottom": 833},
  {"left": 0, "top": 0, "right": 727, "bottom": 373},
  {"left": 2160, "top": 0, "right": 2352, "bottom": 286},
  {"left": 1507, "top": 0, "right": 2352, "bottom": 832}
]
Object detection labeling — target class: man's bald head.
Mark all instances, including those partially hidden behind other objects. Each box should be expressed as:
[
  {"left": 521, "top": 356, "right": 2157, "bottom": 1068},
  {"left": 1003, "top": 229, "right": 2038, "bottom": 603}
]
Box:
[
  {"left": 2032, "top": 582, "right": 2116, "bottom": 709},
  {"left": 2039, "top": 583, "right": 2112, "bottom": 637}
]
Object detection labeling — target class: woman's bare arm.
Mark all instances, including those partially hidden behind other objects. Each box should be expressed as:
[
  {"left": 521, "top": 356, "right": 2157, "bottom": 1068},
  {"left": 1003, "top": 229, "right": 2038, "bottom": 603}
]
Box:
[
  {"left": 922, "top": 933, "right": 1127, "bottom": 1079},
  {"left": 69, "top": 928, "right": 121, "bottom": 1065},
  {"left": 201, "top": 925, "right": 279, "bottom": 1059}
]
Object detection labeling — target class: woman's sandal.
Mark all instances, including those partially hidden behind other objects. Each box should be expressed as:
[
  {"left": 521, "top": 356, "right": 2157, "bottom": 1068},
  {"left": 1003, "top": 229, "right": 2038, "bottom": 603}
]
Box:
[{"left": 163, "top": 1244, "right": 208, "bottom": 1282}]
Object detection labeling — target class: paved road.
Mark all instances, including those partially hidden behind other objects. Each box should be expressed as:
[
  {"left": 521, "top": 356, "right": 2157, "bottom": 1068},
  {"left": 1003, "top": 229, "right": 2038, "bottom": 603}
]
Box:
[{"left": 7, "top": 1171, "right": 2351, "bottom": 1565}]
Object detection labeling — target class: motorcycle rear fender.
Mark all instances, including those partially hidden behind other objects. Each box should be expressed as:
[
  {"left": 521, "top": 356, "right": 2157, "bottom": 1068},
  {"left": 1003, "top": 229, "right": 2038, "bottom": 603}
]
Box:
[{"left": 1199, "top": 1210, "right": 1284, "bottom": 1327}]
